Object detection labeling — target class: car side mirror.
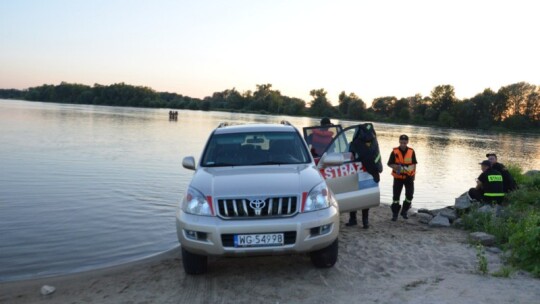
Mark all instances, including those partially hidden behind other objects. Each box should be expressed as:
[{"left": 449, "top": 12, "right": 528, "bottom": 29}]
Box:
[
  {"left": 319, "top": 152, "right": 348, "bottom": 168},
  {"left": 182, "top": 156, "right": 196, "bottom": 170}
]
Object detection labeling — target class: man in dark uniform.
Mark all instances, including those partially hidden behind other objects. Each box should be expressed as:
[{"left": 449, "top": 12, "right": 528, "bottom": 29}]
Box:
[
  {"left": 486, "top": 153, "right": 517, "bottom": 193},
  {"left": 469, "top": 160, "right": 505, "bottom": 205},
  {"left": 345, "top": 128, "right": 382, "bottom": 229},
  {"left": 387, "top": 134, "right": 417, "bottom": 221}
]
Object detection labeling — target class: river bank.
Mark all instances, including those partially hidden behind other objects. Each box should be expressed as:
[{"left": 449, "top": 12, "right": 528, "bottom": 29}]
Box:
[{"left": 2, "top": 205, "right": 538, "bottom": 304}]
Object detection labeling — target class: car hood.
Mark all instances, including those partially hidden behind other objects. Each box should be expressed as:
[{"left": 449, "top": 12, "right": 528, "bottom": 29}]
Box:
[{"left": 190, "top": 164, "right": 323, "bottom": 198}]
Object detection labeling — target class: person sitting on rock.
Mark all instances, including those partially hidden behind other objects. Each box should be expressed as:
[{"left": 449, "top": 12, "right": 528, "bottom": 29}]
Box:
[
  {"left": 468, "top": 160, "right": 505, "bottom": 206},
  {"left": 486, "top": 153, "right": 517, "bottom": 193}
]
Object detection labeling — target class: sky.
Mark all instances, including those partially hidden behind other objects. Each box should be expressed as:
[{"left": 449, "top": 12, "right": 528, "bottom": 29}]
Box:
[{"left": 1, "top": 0, "right": 539, "bottom": 105}]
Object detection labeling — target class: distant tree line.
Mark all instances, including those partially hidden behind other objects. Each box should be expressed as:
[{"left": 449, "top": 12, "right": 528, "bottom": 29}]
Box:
[{"left": 0, "top": 81, "right": 538, "bottom": 130}]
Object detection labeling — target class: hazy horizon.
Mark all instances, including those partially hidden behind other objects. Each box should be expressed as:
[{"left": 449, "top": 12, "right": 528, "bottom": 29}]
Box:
[{"left": 2, "top": 0, "right": 539, "bottom": 105}]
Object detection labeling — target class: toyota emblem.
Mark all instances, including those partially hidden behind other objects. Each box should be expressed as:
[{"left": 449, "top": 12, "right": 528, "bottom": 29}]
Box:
[{"left": 249, "top": 199, "right": 266, "bottom": 215}]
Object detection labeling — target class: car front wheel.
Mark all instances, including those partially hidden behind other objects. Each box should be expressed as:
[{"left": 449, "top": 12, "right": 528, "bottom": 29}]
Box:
[
  {"left": 310, "top": 238, "right": 338, "bottom": 268},
  {"left": 181, "top": 247, "right": 208, "bottom": 274}
]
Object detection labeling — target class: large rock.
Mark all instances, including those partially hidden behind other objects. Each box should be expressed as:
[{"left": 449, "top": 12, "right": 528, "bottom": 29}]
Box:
[
  {"left": 470, "top": 232, "right": 496, "bottom": 246},
  {"left": 429, "top": 214, "right": 450, "bottom": 227},
  {"left": 438, "top": 207, "right": 457, "bottom": 222},
  {"left": 477, "top": 205, "right": 493, "bottom": 214},
  {"left": 417, "top": 208, "right": 432, "bottom": 215},
  {"left": 455, "top": 194, "right": 472, "bottom": 210},
  {"left": 524, "top": 170, "right": 540, "bottom": 177},
  {"left": 486, "top": 247, "right": 502, "bottom": 254},
  {"left": 417, "top": 212, "right": 433, "bottom": 224},
  {"left": 40, "top": 285, "right": 56, "bottom": 296},
  {"left": 453, "top": 218, "right": 463, "bottom": 228}
]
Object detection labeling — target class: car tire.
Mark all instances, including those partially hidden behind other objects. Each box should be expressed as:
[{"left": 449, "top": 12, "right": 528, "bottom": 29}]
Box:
[
  {"left": 310, "top": 238, "right": 338, "bottom": 268},
  {"left": 181, "top": 247, "right": 208, "bottom": 275}
]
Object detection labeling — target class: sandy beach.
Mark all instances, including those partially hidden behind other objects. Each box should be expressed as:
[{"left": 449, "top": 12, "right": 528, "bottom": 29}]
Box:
[{"left": 1, "top": 205, "right": 539, "bottom": 304}]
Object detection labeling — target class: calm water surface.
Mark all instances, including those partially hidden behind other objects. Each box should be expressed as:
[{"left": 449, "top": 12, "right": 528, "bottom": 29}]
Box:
[{"left": 1, "top": 99, "right": 539, "bottom": 282}]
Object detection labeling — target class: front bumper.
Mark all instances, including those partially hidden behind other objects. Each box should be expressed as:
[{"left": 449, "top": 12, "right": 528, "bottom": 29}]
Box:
[{"left": 176, "top": 206, "right": 339, "bottom": 256}]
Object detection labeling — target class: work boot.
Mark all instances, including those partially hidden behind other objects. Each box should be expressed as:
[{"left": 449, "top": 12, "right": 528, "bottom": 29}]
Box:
[
  {"left": 401, "top": 200, "right": 412, "bottom": 219},
  {"left": 391, "top": 202, "right": 401, "bottom": 221},
  {"left": 345, "top": 211, "right": 358, "bottom": 226},
  {"left": 362, "top": 209, "right": 369, "bottom": 229}
]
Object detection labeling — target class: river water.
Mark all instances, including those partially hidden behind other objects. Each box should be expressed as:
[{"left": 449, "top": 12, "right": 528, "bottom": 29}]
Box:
[{"left": 1, "top": 99, "right": 539, "bottom": 282}]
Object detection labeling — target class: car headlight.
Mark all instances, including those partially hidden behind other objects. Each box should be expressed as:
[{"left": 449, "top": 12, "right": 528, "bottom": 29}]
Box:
[
  {"left": 304, "top": 182, "right": 334, "bottom": 212},
  {"left": 182, "top": 187, "right": 212, "bottom": 216}
]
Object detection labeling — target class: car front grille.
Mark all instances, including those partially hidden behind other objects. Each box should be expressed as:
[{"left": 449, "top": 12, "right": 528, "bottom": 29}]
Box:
[
  {"left": 221, "top": 232, "right": 297, "bottom": 247},
  {"left": 216, "top": 196, "right": 298, "bottom": 218}
]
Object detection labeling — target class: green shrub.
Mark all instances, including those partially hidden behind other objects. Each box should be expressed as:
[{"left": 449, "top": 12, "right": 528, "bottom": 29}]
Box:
[
  {"left": 507, "top": 211, "right": 540, "bottom": 277},
  {"left": 461, "top": 209, "right": 514, "bottom": 245},
  {"left": 461, "top": 166, "right": 540, "bottom": 277}
]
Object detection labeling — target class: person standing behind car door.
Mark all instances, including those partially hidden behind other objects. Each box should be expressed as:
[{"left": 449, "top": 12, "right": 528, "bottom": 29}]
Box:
[
  {"left": 387, "top": 134, "right": 417, "bottom": 221},
  {"left": 309, "top": 117, "right": 334, "bottom": 157},
  {"left": 345, "top": 130, "right": 382, "bottom": 229}
]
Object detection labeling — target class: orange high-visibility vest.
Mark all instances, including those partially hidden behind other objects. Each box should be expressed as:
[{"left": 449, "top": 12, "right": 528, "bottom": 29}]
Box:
[
  {"left": 311, "top": 129, "right": 334, "bottom": 156},
  {"left": 391, "top": 147, "right": 416, "bottom": 179}
]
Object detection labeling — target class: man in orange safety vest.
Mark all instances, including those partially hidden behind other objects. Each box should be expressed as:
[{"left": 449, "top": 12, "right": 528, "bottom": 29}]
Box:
[{"left": 387, "top": 134, "right": 417, "bottom": 221}]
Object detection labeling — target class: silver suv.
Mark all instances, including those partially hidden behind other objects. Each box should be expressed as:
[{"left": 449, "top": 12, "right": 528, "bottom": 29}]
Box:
[{"left": 177, "top": 121, "right": 380, "bottom": 274}]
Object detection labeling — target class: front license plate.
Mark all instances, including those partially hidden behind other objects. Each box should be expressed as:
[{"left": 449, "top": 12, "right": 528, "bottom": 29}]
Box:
[{"left": 234, "top": 233, "right": 284, "bottom": 248}]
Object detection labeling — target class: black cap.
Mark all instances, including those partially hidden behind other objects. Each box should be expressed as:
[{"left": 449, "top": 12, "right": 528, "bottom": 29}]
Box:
[
  {"left": 479, "top": 160, "right": 491, "bottom": 167},
  {"left": 399, "top": 134, "right": 409, "bottom": 141},
  {"left": 486, "top": 153, "right": 497, "bottom": 158},
  {"left": 320, "top": 117, "right": 331, "bottom": 126}
]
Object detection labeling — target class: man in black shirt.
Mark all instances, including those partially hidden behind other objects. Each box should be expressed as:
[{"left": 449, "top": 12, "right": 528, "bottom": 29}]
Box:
[
  {"left": 486, "top": 153, "right": 517, "bottom": 193},
  {"left": 468, "top": 160, "right": 505, "bottom": 205}
]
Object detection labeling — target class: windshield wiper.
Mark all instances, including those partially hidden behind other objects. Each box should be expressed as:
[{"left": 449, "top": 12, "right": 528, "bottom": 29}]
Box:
[
  {"left": 205, "top": 162, "right": 237, "bottom": 167},
  {"left": 249, "top": 161, "right": 290, "bottom": 165}
]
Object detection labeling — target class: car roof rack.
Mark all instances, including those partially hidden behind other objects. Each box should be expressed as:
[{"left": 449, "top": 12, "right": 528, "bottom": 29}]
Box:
[
  {"left": 280, "top": 120, "right": 292, "bottom": 126},
  {"left": 217, "top": 122, "right": 229, "bottom": 128}
]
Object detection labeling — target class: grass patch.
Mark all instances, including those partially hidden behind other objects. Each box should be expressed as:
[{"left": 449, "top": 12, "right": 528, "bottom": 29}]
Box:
[
  {"left": 492, "top": 266, "right": 515, "bottom": 278},
  {"left": 476, "top": 244, "right": 488, "bottom": 275}
]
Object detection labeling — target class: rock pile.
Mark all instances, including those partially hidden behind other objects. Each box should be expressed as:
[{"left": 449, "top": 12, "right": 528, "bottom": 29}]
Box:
[{"left": 411, "top": 191, "right": 501, "bottom": 253}]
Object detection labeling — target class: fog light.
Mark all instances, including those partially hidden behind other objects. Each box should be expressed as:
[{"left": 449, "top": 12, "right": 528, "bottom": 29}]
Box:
[
  {"left": 320, "top": 224, "right": 331, "bottom": 234},
  {"left": 185, "top": 230, "right": 208, "bottom": 241},
  {"left": 310, "top": 224, "right": 332, "bottom": 236},
  {"left": 185, "top": 230, "right": 198, "bottom": 240}
]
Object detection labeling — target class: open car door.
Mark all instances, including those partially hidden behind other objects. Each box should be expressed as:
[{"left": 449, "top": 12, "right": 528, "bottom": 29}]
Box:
[{"left": 317, "top": 123, "right": 382, "bottom": 213}]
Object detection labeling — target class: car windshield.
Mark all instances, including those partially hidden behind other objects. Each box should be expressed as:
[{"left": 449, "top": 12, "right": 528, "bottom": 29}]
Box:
[{"left": 201, "top": 131, "right": 311, "bottom": 167}]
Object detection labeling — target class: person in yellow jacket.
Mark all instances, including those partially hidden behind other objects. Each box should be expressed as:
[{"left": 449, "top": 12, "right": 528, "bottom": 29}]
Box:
[{"left": 387, "top": 134, "right": 417, "bottom": 221}]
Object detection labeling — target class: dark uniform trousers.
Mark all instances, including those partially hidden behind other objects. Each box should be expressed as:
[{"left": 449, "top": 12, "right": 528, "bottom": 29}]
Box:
[{"left": 393, "top": 177, "right": 414, "bottom": 202}]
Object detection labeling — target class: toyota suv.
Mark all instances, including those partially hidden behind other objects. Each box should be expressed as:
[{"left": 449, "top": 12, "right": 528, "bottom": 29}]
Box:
[{"left": 176, "top": 121, "right": 380, "bottom": 274}]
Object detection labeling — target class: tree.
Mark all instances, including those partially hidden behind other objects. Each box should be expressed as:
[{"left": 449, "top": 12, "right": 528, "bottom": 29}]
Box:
[
  {"left": 430, "top": 85, "right": 456, "bottom": 121},
  {"left": 498, "top": 82, "right": 536, "bottom": 117},
  {"left": 371, "top": 96, "right": 396, "bottom": 116},
  {"left": 438, "top": 111, "right": 454, "bottom": 127},
  {"left": 338, "top": 91, "right": 366, "bottom": 119},
  {"left": 347, "top": 99, "right": 367, "bottom": 120},
  {"left": 525, "top": 91, "right": 540, "bottom": 122},
  {"left": 405, "top": 94, "right": 428, "bottom": 123},
  {"left": 282, "top": 97, "right": 306, "bottom": 116},
  {"left": 248, "top": 84, "right": 283, "bottom": 113},
  {"left": 338, "top": 91, "right": 351, "bottom": 116},
  {"left": 467, "top": 88, "right": 506, "bottom": 124},
  {"left": 451, "top": 99, "right": 477, "bottom": 128},
  {"left": 392, "top": 98, "right": 410, "bottom": 121},
  {"left": 308, "top": 89, "right": 334, "bottom": 117}
]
